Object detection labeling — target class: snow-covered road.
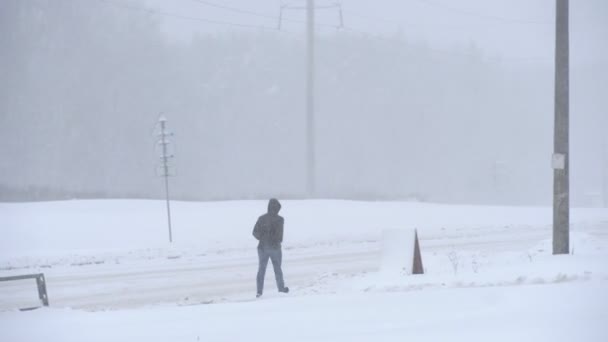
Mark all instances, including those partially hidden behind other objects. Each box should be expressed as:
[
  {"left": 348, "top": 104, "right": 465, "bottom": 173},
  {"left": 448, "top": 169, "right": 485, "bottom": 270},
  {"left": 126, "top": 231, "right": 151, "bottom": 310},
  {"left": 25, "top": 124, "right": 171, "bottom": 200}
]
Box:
[{"left": 2, "top": 213, "right": 604, "bottom": 310}]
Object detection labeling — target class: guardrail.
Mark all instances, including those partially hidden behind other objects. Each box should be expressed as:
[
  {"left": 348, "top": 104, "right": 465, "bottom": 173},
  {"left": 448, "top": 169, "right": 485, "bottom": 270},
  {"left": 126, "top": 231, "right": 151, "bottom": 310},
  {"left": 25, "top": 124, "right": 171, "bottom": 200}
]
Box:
[{"left": 0, "top": 273, "right": 49, "bottom": 309}]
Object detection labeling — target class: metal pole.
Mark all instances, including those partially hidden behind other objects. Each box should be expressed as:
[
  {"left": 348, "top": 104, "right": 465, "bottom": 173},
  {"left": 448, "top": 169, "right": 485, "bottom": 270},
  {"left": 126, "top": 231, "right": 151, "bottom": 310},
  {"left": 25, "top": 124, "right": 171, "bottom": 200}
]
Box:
[
  {"left": 36, "top": 274, "right": 49, "bottom": 306},
  {"left": 159, "top": 119, "right": 173, "bottom": 243},
  {"left": 306, "top": 0, "right": 316, "bottom": 197},
  {"left": 553, "top": 0, "right": 569, "bottom": 254}
]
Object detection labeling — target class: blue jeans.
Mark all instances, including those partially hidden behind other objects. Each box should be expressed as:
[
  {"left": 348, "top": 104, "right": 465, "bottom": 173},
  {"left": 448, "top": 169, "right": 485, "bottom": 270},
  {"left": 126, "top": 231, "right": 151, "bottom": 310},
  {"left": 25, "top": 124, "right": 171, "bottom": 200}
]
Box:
[{"left": 256, "top": 247, "right": 285, "bottom": 294}]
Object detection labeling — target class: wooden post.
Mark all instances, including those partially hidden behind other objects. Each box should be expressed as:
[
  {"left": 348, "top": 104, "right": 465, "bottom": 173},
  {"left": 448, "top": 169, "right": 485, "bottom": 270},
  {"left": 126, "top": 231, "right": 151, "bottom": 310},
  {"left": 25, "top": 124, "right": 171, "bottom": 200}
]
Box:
[{"left": 553, "top": 0, "right": 569, "bottom": 254}]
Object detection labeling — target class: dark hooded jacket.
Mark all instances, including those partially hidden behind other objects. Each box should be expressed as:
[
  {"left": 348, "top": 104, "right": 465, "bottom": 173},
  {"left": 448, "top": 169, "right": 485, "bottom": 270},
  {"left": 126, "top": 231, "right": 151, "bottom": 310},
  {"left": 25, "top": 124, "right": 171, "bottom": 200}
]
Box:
[{"left": 252, "top": 199, "right": 284, "bottom": 249}]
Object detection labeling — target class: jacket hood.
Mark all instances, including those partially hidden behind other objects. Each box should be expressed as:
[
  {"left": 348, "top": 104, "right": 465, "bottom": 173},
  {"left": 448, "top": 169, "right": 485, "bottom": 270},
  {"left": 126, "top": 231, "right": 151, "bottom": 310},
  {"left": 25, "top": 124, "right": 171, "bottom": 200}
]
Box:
[{"left": 268, "top": 198, "right": 281, "bottom": 215}]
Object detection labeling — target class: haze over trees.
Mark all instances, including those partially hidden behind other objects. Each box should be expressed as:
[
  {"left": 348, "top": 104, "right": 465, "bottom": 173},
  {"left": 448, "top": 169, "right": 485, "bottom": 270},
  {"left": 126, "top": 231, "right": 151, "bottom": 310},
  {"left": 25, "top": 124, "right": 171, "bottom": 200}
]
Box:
[{"left": 1, "top": 0, "right": 605, "bottom": 205}]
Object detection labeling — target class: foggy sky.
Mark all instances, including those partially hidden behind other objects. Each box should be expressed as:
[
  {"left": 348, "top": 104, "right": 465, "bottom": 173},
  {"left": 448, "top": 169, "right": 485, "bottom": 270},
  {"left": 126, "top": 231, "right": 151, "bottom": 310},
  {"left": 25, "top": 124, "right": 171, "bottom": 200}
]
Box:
[
  {"left": 0, "top": 0, "right": 606, "bottom": 206},
  {"left": 144, "top": 0, "right": 607, "bottom": 66}
]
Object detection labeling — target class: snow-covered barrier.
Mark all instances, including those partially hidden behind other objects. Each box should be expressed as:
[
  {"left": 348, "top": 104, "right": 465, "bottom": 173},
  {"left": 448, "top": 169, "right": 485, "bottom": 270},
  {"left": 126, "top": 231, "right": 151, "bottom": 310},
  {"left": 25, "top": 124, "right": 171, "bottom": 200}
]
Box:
[
  {"left": 0, "top": 273, "right": 49, "bottom": 311},
  {"left": 380, "top": 229, "right": 424, "bottom": 275}
]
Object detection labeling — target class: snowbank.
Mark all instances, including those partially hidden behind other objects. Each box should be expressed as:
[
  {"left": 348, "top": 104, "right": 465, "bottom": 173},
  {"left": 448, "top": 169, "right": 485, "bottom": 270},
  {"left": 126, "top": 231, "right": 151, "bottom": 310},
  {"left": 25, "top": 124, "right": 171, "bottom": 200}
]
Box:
[{"left": 0, "top": 200, "right": 606, "bottom": 341}]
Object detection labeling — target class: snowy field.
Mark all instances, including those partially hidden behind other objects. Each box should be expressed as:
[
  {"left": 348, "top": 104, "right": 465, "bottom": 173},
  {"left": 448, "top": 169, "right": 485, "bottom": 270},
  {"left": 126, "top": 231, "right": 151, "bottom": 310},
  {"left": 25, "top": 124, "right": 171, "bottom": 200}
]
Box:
[{"left": 1, "top": 199, "right": 607, "bottom": 341}]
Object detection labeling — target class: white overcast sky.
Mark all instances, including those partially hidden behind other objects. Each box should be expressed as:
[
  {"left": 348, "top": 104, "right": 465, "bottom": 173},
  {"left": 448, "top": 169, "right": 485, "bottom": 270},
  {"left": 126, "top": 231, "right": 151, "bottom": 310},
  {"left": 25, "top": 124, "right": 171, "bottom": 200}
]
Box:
[{"left": 136, "top": 0, "right": 607, "bottom": 67}]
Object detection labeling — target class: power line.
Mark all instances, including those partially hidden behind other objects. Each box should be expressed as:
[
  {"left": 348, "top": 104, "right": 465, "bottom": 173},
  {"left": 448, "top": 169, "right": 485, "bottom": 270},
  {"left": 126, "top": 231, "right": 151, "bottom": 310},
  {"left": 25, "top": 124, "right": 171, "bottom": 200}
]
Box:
[
  {"left": 414, "top": 0, "right": 551, "bottom": 25},
  {"left": 189, "top": 0, "right": 279, "bottom": 21},
  {"left": 342, "top": 8, "right": 473, "bottom": 31},
  {"left": 341, "top": 9, "right": 398, "bottom": 25},
  {"left": 344, "top": 3, "right": 550, "bottom": 28},
  {"left": 189, "top": 0, "right": 341, "bottom": 30},
  {"left": 278, "top": 3, "right": 343, "bottom": 30},
  {"left": 281, "top": 2, "right": 342, "bottom": 11},
  {"left": 340, "top": 25, "right": 551, "bottom": 64},
  {"left": 341, "top": 25, "right": 478, "bottom": 58},
  {"left": 97, "top": 0, "right": 287, "bottom": 32},
  {"left": 97, "top": 0, "right": 550, "bottom": 64}
]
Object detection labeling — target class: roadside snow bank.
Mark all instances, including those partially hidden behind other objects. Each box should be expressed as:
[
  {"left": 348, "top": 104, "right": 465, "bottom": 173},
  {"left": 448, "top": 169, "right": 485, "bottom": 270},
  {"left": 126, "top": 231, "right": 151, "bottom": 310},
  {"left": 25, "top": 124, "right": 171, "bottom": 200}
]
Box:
[
  {"left": 334, "top": 232, "right": 608, "bottom": 294},
  {"left": 1, "top": 281, "right": 606, "bottom": 342}
]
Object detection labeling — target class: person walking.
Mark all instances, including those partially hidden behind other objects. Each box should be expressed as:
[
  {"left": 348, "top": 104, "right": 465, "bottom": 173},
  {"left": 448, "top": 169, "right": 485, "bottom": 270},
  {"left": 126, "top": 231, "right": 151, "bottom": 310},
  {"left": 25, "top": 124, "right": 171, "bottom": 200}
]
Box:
[{"left": 253, "top": 198, "right": 289, "bottom": 298}]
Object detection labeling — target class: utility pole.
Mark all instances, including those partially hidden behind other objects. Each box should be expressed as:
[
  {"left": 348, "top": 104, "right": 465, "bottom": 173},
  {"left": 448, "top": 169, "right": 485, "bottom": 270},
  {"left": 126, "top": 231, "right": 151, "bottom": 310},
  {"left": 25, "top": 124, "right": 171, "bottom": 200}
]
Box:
[
  {"left": 552, "top": 0, "right": 569, "bottom": 254},
  {"left": 278, "top": 1, "right": 343, "bottom": 197},
  {"left": 603, "top": 140, "right": 608, "bottom": 207},
  {"left": 157, "top": 116, "right": 174, "bottom": 243},
  {"left": 306, "top": 0, "right": 315, "bottom": 197}
]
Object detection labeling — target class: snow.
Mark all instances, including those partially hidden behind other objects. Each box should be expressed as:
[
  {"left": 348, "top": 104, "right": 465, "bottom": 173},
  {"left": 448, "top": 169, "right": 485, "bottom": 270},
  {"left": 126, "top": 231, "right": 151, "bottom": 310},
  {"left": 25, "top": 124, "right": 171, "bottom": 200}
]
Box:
[
  {"left": 1, "top": 282, "right": 606, "bottom": 342},
  {"left": 2, "top": 199, "right": 606, "bottom": 261},
  {"left": 1, "top": 199, "right": 607, "bottom": 341},
  {"left": 380, "top": 229, "right": 417, "bottom": 274}
]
